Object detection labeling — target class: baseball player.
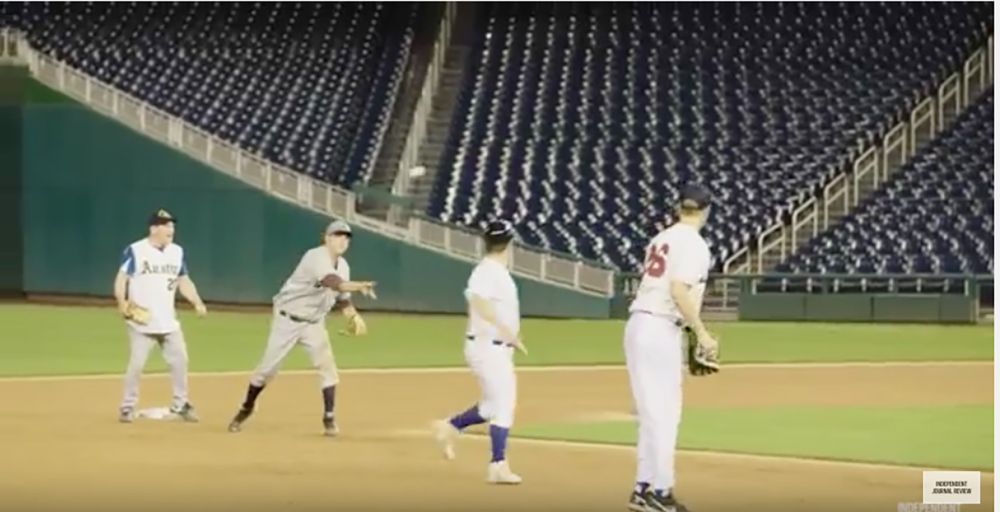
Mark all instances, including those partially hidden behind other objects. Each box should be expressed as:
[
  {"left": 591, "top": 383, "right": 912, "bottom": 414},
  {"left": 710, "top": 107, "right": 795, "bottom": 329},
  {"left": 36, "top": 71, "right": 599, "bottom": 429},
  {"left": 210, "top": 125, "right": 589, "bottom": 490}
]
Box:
[
  {"left": 115, "top": 209, "right": 207, "bottom": 423},
  {"left": 433, "top": 220, "right": 527, "bottom": 485},
  {"left": 227, "top": 220, "right": 376, "bottom": 437},
  {"left": 624, "top": 185, "right": 718, "bottom": 512}
]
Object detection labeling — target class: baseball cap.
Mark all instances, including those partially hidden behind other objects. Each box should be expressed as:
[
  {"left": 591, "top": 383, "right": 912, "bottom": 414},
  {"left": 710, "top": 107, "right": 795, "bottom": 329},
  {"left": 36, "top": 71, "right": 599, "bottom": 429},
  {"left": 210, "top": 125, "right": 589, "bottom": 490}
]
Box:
[
  {"left": 148, "top": 209, "right": 177, "bottom": 226},
  {"left": 678, "top": 184, "right": 712, "bottom": 210},
  {"left": 483, "top": 219, "right": 515, "bottom": 243},
  {"left": 325, "top": 219, "right": 353, "bottom": 237}
]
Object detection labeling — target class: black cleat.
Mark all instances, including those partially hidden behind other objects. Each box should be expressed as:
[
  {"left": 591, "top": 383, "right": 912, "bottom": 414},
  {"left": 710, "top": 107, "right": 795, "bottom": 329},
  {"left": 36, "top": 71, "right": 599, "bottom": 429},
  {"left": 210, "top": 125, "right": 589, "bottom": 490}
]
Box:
[
  {"left": 323, "top": 416, "right": 339, "bottom": 437},
  {"left": 171, "top": 402, "right": 200, "bottom": 423},
  {"left": 643, "top": 490, "right": 690, "bottom": 512},
  {"left": 228, "top": 407, "right": 253, "bottom": 433},
  {"left": 627, "top": 490, "right": 648, "bottom": 512}
]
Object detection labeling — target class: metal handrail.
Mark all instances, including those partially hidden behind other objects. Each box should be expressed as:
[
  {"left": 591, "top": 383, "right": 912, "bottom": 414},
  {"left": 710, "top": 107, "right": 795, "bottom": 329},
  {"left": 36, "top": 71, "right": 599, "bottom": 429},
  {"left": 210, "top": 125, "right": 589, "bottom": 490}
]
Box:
[{"left": 4, "top": 28, "right": 617, "bottom": 297}]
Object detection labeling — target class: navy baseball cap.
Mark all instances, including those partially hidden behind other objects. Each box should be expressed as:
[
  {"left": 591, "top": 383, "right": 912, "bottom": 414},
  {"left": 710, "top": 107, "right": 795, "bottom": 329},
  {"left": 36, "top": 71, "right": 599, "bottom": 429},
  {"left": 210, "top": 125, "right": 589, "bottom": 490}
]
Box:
[
  {"left": 148, "top": 209, "right": 177, "bottom": 226},
  {"left": 483, "top": 219, "right": 515, "bottom": 242},
  {"left": 678, "top": 184, "right": 712, "bottom": 210}
]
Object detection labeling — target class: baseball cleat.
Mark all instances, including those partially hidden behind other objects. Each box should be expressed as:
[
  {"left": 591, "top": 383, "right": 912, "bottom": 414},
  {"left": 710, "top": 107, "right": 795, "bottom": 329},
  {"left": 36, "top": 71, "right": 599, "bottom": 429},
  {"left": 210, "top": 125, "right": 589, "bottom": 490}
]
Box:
[
  {"left": 486, "top": 460, "right": 522, "bottom": 485},
  {"left": 643, "top": 490, "right": 689, "bottom": 512},
  {"left": 323, "top": 416, "right": 339, "bottom": 437},
  {"left": 627, "top": 490, "right": 648, "bottom": 512},
  {"left": 118, "top": 407, "right": 135, "bottom": 423},
  {"left": 171, "top": 403, "right": 200, "bottom": 423},
  {"left": 432, "top": 419, "right": 459, "bottom": 460},
  {"left": 228, "top": 407, "right": 253, "bottom": 433}
]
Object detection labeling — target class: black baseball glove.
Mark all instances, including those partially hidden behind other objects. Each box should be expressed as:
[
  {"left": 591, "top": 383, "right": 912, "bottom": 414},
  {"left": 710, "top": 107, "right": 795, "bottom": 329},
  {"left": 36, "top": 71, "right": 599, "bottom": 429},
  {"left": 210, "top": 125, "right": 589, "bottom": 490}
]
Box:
[{"left": 684, "top": 326, "right": 720, "bottom": 376}]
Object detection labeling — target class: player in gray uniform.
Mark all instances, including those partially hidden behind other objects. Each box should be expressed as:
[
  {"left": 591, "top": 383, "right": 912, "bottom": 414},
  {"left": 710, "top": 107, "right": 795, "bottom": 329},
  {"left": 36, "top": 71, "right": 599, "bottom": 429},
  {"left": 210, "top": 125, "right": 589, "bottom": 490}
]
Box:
[{"left": 227, "top": 220, "right": 376, "bottom": 436}]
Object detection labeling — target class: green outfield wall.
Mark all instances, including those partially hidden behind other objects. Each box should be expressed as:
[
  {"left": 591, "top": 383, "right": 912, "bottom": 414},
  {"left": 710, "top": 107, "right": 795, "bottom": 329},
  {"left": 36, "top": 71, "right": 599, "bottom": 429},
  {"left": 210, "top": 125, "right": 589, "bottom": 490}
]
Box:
[{"left": 6, "top": 72, "right": 610, "bottom": 317}]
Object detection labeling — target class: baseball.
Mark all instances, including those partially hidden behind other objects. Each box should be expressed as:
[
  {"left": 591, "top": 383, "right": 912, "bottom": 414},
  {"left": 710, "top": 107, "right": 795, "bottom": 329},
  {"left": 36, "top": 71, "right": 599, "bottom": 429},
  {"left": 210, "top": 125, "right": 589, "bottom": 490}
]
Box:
[{"left": 408, "top": 165, "right": 427, "bottom": 178}]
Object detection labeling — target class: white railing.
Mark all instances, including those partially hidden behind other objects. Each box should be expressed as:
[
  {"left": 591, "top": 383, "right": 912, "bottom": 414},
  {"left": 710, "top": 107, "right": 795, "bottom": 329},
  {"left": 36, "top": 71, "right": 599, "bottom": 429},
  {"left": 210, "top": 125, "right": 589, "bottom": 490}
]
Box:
[
  {"left": 4, "top": 30, "right": 616, "bottom": 298},
  {"left": 408, "top": 217, "right": 615, "bottom": 295},
  {"left": 750, "top": 40, "right": 993, "bottom": 273},
  {"left": 852, "top": 146, "right": 880, "bottom": 205},
  {"left": 963, "top": 48, "right": 986, "bottom": 106},
  {"left": 790, "top": 198, "right": 818, "bottom": 249},
  {"left": 883, "top": 122, "right": 908, "bottom": 182},
  {"left": 908, "top": 97, "right": 935, "bottom": 157},
  {"left": 938, "top": 73, "right": 962, "bottom": 128},
  {"left": 390, "top": 2, "right": 457, "bottom": 224}
]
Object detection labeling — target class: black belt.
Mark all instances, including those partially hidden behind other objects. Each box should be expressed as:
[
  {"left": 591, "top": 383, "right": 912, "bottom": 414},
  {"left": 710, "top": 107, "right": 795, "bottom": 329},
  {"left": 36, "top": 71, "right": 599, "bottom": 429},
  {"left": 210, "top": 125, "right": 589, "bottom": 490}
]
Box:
[
  {"left": 466, "top": 335, "right": 506, "bottom": 346},
  {"left": 280, "top": 310, "right": 316, "bottom": 324}
]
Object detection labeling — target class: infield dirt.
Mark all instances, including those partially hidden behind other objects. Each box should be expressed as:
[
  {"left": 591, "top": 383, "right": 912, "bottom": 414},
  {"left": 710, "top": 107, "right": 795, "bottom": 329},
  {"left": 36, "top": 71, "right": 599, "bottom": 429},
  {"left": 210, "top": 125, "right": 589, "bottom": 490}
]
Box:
[{"left": 0, "top": 364, "right": 992, "bottom": 512}]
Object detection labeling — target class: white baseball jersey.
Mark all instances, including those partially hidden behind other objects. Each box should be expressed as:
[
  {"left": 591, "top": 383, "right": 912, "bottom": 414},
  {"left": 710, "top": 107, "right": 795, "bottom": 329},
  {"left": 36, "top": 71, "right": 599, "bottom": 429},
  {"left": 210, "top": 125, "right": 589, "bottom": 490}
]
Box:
[
  {"left": 272, "top": 247, "right": 350, "bottom": 323},
  {"left": 464, "top": 258, "right": 520, "bottom": 340},
  {"left": 629, "top": 223, "right": 712, "bottom": 319},
  {"left": 120, "top": 239, "right": 187, "bottom": 334}
]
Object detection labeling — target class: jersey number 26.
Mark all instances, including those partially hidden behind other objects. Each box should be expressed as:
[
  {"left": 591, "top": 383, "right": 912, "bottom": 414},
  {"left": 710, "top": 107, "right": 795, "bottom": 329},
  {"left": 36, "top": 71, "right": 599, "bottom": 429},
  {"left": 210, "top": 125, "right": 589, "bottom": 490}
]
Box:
[{"left": 644, "top": 243, "right": 669, "bottom": 278}]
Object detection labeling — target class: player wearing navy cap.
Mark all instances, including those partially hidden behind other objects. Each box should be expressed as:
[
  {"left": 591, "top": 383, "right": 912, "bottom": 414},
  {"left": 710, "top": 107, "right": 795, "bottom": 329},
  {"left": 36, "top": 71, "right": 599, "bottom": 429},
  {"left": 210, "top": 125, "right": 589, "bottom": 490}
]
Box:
[
  {"left": 625, "top": 185, "right": 717, "bottom": 512},
  {"left": 433, "top": 219, "right": 527, "bottom": 485}
]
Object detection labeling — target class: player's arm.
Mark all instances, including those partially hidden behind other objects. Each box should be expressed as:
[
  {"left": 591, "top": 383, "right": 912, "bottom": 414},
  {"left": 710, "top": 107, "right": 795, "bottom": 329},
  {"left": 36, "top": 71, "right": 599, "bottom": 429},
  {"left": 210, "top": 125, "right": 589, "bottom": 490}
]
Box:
[
  {"left": 175, "top": 257, "right": 207, "bottom": 316},
  {"left": 466, "top": 294, "right": 527, "bottom": 354},
  {"left": 113, "top": 270, "right": 130, "bottom": 317},
  {"left": 177, "top": 275, "right": 207, "bottom": 316},
  {"left": 318, "top": 274, "right": 377, "bottom": 298},
  {"left": 114, "top": 246, "right": 135, "bottom": 317},
  {"left": 669, "top": 281, "right": 709, "bottom": 340}
]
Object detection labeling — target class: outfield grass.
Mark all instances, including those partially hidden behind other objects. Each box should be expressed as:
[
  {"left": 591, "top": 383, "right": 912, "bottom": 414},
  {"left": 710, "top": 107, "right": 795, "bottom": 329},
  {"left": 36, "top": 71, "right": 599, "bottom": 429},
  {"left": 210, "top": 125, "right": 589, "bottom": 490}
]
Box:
[
  {"left": 0, "top": 304, "right": 993, "bottom": 376},
  {"left": 517, "top": 405, "right": 994, "bottom": 470}
]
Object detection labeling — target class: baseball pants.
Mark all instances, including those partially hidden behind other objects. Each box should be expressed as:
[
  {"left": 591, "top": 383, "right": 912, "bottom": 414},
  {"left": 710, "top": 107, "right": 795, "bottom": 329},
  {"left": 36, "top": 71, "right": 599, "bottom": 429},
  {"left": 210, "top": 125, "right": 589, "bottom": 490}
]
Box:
[
  {"left": 120, "top": 326, "right": 189, "bottom": 410},
  {"left": 623, "top": 311, "right": 684, "bottom": 492},
  {"left": 464, "top": 338, "right": 517, "bottom": 428},
  {"left": 249, "top": 311, "right": 339, "bottom": 389}
]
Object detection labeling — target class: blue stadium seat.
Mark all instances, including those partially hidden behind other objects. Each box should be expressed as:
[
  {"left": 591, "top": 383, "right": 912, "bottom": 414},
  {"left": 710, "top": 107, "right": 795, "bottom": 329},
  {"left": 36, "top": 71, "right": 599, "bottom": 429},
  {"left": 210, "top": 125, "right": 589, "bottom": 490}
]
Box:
[
  {"left": 5, "top": 2, "right": 417, "bottom": 188},
  {"left": 781, "top": 92, "right": 994, "bottom": 279},
  {"left": 428, "top": 2, "right": 991, "bottom": 270}
]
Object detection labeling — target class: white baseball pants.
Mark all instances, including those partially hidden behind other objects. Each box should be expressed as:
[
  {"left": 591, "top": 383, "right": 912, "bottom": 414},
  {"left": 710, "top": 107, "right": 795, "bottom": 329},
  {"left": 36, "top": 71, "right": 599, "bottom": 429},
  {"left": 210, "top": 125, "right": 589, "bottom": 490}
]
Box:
[
  {"left": 465, "top": 338, "right": 517, "bottom": 428},
  {"left": 623, "top": 311, "right": 684, "bottom": 492}
]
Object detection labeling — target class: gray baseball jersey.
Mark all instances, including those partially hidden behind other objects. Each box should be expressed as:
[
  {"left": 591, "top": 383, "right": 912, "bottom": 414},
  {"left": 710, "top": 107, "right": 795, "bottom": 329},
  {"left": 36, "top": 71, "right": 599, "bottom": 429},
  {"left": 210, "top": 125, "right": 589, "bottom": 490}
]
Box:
[{"left": 272, "top": 247, "right": 351, "bottom": 322}]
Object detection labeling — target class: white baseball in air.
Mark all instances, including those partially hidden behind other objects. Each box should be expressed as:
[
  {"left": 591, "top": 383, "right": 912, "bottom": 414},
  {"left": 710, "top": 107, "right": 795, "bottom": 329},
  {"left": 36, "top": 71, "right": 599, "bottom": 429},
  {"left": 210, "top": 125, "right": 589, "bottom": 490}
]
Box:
[{"left": 408, "top": 165, "right": 427, "bottom": 178}]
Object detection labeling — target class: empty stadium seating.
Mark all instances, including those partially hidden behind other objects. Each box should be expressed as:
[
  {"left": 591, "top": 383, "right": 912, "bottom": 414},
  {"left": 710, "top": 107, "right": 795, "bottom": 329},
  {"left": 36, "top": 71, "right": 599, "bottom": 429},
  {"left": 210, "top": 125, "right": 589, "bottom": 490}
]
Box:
[
  {"left": 778, "top": 91, "right": 993, "bottom": 290},
  {"left": 3, "top": 2, "right": 417, "bottom": 187},
  {"left": 429, "top": 2, "right": 992, "bottom": 270}
]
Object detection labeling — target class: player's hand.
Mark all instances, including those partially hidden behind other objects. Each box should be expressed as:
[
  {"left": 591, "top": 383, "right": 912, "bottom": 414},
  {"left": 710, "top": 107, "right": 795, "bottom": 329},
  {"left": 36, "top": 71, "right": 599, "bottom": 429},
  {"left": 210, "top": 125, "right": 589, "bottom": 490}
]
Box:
[
  {"left": 193, "top": 302, "right": 208, "bottom": 317},
  {"left": 118, "top": 301, "right": 132, "bottom": 319},
  {"left": 359, "top": 282, "right": 378, "bottom": 300},
  {"left": 695, "top": 327, "right": 719, "bottom": 354},
  {"left": 498, "top": 325, "right": 526, "bottom": 355},
  {"left": 511, "top": 336, "right": 528, "bottom": 356}
]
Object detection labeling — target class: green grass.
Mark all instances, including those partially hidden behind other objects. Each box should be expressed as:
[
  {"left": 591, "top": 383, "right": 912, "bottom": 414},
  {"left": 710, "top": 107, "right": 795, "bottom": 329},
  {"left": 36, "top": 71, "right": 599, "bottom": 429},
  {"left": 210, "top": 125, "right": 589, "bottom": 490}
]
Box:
[
  {"left": 0, "top": 304, "right": 992, "bottom": 376},
  {"left": 517, "top": 405, "right": 994, "bottom": 470}
]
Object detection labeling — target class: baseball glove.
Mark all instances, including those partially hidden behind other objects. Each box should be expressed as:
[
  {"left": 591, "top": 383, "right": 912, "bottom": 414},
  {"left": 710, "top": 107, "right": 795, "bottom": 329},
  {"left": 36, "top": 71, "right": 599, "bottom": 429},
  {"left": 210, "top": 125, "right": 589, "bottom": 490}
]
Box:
[
  {"left": 124, "top": 302, "right": 151, "bottom": 325},
  {"left": 343, "top": 313, "right": 367, "bottom": 337},
  {"left": 684, "top": 327, "right": 720, "bottom": 376}
]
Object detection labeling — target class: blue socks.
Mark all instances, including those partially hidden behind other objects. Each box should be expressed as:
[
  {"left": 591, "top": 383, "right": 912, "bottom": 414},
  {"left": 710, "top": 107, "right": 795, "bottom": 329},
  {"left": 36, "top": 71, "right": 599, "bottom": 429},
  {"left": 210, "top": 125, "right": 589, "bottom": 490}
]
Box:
[
  {"left": 448, "top": 406, "right": 510, "bottom": 463},
  {"left": 449, "top": 405, "right": 486, "bottom": 430},
  {"left": 489, "top": 425, "right": 509, "bottom": 463},
  {"left": 635, "top": 482, "right": 650, "bottom": 494}
]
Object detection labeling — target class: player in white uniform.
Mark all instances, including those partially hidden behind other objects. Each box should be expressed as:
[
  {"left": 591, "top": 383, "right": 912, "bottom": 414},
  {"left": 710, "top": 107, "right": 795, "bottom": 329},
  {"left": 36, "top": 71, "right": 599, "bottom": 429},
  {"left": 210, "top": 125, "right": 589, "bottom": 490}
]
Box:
[
  {"left": 115, "top": 209, "right": 207, "bottom": 423},
  {"left": 624, "top": 185, "right": 716, "bottom": 512},
  {"left": 433, "top": 220, "right": 527, "bottom": 485},
  {"left": 226, "top": 220, "right": 376, "bottom": 437}
]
